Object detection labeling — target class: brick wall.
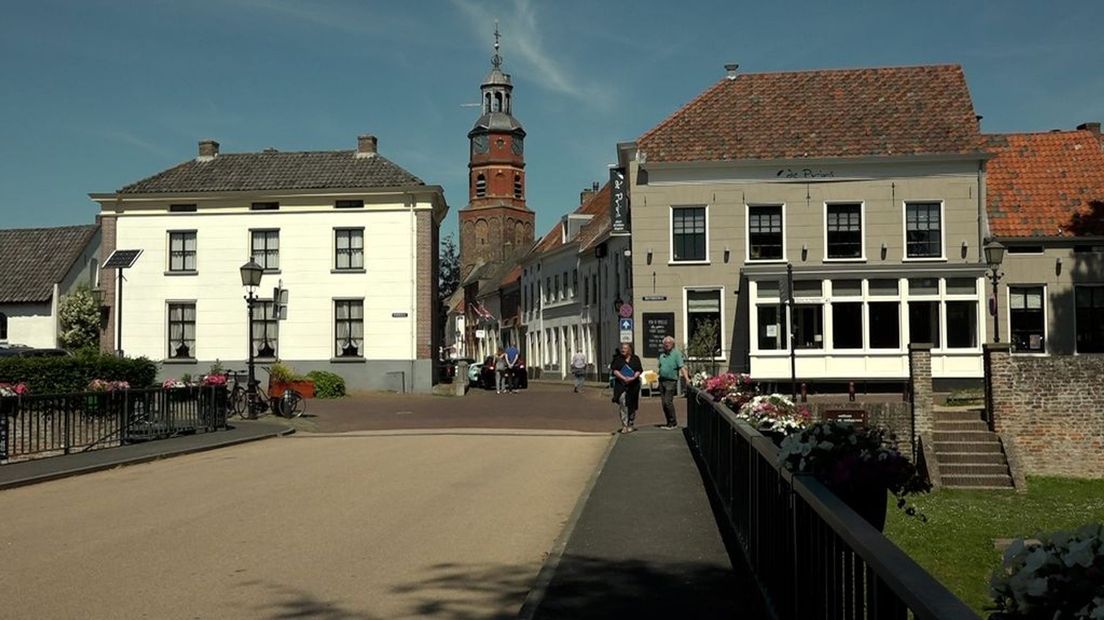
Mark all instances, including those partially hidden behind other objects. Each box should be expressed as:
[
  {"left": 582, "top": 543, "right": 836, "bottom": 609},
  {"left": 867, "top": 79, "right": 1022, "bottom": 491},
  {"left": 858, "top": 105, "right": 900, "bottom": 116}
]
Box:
[
  {"left": 416, "top": 210, "right": 433, "bottom": 362},
  {"left": 98, "top": 214, "right": 116, "bottom": 353},
  {"left": 807, "top": 401, "right": 912, "bottom": 450},
  {"left": 986, "top": 344, "right": 1104, "bottom": 478}
]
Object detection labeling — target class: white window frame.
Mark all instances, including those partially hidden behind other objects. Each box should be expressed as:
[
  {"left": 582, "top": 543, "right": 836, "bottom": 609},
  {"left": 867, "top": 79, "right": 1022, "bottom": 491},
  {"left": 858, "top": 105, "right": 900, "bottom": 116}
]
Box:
[
  {"left": 745, "top": 203, "right": 787, "bottom": 263},
  {"left": 669, "top": 205, "right": 710, "bottom": 265},
  {"left": 941, "top": 277, "right": 983, "bottom": 352},
  {"left": 823, "top": 201, "right": 867, "bottom": 262},
  {"left": 1006, "top": 283, "right": 1048, "bottom": 356},
  {"left": 901, "top": 200, "right": 947, "bottom": 262},
  {"left": 682, "top": 286, "right": 726, "bottom": 360}
]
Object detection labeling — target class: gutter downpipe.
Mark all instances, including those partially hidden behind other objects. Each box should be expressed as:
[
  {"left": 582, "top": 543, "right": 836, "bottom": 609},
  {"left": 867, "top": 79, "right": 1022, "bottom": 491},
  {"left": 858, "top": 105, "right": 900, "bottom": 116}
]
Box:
[{"left": 410, "top": 193, "right": 417, "bottom": 393}]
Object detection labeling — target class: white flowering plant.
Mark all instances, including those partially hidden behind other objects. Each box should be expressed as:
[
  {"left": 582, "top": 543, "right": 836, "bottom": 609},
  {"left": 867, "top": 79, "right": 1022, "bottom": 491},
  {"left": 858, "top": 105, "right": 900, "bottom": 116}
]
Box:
[
  {"left": 779, "top": 421, "right": 930, "bottom": 518},
  {"left": 690, "top": 371, "right": 710, "bottom": 389},
  {"left": 737, "top": 393, "right": 812, "bottom": 434},
  {"left": 990, "top": 523, "right": 1104, "bottom": 619}
]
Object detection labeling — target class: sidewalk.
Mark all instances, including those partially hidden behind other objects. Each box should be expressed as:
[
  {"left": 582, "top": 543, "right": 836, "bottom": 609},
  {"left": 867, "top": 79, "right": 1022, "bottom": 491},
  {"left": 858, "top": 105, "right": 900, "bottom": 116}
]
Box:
[
  {"left": 523, "top": 427, "right": 768, "bottom": 619},
  {"left": 0, "top": 420, "right": 293, "bottom": 490}
]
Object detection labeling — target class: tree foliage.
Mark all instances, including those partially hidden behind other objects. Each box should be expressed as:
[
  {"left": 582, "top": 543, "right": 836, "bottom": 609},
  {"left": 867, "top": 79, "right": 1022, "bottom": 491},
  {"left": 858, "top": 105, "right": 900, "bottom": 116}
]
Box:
[
  {"left": 58, "top": 286, "right": 100, "bottom": 351},
  {"left": 439, "top": 234, "right": 461, "bottom": 300},
  {"left": 685, "top": 318, "right": 721, "bottom": 374}
]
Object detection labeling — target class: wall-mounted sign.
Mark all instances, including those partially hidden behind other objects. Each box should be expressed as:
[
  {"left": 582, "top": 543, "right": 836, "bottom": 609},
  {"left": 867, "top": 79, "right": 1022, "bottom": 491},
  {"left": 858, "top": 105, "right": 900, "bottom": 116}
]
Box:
[
  {"left": 619, "top": 331, "right": 633, "bottom": 343},
  {"left": 392, "top": 312, "right": 409, "bottom": 318},
  {"left": 610, "top": 167, "right": 630, "bottom": 236},
  {"left": 642, "top": 312, "right": 675, "bottom": 358},
  {"left": 641, "top": 295, "right": 667, "bottom": 302},
  {"left": 475, "top": 329, "right": 486, "bottom": 339}
]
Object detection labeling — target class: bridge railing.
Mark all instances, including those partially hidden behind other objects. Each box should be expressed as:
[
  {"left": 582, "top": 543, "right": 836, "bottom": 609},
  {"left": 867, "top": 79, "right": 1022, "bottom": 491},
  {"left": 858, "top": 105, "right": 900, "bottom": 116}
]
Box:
[
  {"left": 1, "top": 387, "right": 228, "bottom": 463},
  {"left": 686, "top": 387, "right": 979, "bottom": 620}
]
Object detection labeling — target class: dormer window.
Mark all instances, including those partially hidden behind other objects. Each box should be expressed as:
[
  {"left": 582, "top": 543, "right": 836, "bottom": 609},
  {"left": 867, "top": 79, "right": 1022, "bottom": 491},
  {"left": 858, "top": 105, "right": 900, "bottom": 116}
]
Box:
[{"left": 476, "top": 174, "right": 487, "bottom": 198}]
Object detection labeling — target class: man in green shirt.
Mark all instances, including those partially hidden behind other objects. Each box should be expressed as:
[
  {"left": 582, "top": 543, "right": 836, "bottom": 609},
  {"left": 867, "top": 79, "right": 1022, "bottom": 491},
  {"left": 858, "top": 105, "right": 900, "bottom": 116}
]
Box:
[{"left": 657, "top": 336, "right": 689, "bottom": 429}]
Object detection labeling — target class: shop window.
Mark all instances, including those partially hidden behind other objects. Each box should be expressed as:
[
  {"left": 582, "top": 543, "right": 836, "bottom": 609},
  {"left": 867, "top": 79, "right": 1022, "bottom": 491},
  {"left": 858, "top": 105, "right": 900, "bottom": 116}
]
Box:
[
  {"left": 946, "top": 301, "right": 978, "bottom": 348},
  {"left": 908, "top": 301, "right": 940, "bottom": 347},
  {"left": 832, "top": 279, "right": 862, "bottom": 297},
  {"left": 908, "top": 278, "right": 939, "bottom": 296},
  {"left": 1075, "top": 286, "right": 1104, "bottom": 353},
  {"left": 1009, "top": 286, "right": 1045, "bottom": 353},
  {"left": 757, "top": 305, "right": 784, "bottom": 350},
  {"left": 826, "top": 203, "right": 863, "bottom": 259},
  {"left": 868, "top": 302, "right": 900, "bottom": 349},
  {"left": 868, "top": 279, "right": 899, "bottom": 296},
  {"left": 793, "top": 304, "right": 823, "bottom": 349},
  {"left": 832, "top": 302, "right": 863, "bottom": 349},
  {"left": 687, "top": 290, "right": 722, "bottom": 356},
  {"left": 748, "top": 205, "right": 784, "bottom": 260},
  {"left": 946, "top": 278, "right": 977, "bottom": 295}
]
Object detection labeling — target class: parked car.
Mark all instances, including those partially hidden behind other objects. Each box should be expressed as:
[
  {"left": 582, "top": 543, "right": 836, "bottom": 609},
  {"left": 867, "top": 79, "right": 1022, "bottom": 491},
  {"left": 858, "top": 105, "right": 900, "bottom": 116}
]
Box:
[
  {"left": 0, "top": 345, "right": 71, "bottom": 358},
  {"left": 439, "top": 357, "right": 476, "bottom": 383},
  {"left": 470, "top": 355, "right": 528, "bottom": 390}
]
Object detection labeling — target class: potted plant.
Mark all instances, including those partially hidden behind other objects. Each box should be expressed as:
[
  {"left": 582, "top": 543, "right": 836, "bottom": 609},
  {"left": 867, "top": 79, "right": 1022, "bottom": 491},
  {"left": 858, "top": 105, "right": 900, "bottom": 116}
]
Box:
[
  {"left": 737, "top": 394, "right": 812, "bottom": 441},
  {"left": 779, "top": 421, "right": 930, "bottom": 531},
  {"left": 700, "top": 371, "right": 758, "bottom": 411},
  {"left": 268, "top": 362, "right": 315, "bottom": 399},
  {"left": 989, "top": 523, "right": 1103, "bottom": 619},
  {"left": 0, "top": 382, "right": 28, "bottom": 417}
]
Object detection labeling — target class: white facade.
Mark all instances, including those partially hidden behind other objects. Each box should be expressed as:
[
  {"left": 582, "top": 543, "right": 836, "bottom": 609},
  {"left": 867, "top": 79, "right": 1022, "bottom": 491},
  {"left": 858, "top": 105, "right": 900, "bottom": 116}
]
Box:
[
  {"left": 0, "top": 301, "right": 56, "bottom": 348},
  {"left": 96, "top": 190, "right": 446, "bottom": 392}
]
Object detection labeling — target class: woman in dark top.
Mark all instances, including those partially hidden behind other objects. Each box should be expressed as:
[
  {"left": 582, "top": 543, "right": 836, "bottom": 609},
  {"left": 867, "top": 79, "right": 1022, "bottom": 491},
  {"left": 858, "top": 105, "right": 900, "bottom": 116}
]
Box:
[{"left": 611, "top": 342, "right": 643, "bottom": 433}]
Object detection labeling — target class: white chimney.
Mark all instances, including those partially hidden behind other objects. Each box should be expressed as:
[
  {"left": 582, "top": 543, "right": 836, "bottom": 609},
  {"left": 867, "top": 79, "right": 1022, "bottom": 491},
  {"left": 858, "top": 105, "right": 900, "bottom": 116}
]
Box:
[
  {"left": 356, "top": 134, "right": 378, "bottom": 158},
  {"left": 197, "top": 139, "right": 219, "bottom": 161}
]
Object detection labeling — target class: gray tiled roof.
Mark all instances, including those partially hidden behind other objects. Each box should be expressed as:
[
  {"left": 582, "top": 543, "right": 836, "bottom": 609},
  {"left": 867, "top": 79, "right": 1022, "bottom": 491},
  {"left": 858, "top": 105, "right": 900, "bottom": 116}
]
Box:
[
  {"left": 0, "top": 225, "right": 98, "bottom": 303},
  {"left": 118, "top": 150, "right": 425, "bottom": 194}
]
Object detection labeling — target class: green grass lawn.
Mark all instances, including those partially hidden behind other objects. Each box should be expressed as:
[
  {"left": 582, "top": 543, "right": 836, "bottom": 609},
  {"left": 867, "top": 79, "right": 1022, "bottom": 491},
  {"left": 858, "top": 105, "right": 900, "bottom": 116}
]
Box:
[{"left": 884, "top": 477, "right": 1104, "bottom": 615}]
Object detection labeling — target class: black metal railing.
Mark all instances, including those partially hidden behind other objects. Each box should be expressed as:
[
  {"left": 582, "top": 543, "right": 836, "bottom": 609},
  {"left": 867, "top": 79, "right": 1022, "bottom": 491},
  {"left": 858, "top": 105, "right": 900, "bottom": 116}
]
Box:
[
  {"left": 0, "top": 387, "right": 228, "bottom": 463},
  {"left": 686, "top": 387, "right": 979, "bottom": 620}
]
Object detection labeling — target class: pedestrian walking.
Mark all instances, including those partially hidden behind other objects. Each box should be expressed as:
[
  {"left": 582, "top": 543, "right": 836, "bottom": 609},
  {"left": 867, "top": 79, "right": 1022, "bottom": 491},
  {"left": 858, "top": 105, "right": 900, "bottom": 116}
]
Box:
[
  {"left": 494, "top": 347, "right": 508, "bottom": 394},
  {"left": 570, "top": 349, "right": 587, "bottom": 392},
  {"left": 504, "top": 344, "right": 520, "bottom": 393},
  {"left": 657, "top": 336, "right": 690, "bottom": 429},
  {"left": 611, "top": 342, "right": 643, "bottom": 433}
]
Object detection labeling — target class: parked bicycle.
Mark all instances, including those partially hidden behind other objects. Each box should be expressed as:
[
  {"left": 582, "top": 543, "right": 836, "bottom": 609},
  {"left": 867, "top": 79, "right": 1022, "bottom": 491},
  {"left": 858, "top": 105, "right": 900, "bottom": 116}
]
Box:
[{"left": 224, "top": 368, "right": 306, "bottom": 419}]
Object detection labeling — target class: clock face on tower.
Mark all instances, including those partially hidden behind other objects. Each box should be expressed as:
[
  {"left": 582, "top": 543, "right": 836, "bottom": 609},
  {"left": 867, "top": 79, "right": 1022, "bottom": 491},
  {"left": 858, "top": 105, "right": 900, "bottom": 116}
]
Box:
[
  {"left": 471, "top": 135, "right": 489, "bottom": 155},
  {"left": 512, "top": 137, "right": 524, "bottom": 156}
]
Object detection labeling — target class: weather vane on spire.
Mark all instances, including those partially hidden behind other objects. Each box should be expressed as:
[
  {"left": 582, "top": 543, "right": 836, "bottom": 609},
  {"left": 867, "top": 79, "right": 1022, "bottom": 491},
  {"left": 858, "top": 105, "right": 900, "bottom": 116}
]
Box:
[{"left": 491, "top": 20, "right": 502, "bottom": 69}]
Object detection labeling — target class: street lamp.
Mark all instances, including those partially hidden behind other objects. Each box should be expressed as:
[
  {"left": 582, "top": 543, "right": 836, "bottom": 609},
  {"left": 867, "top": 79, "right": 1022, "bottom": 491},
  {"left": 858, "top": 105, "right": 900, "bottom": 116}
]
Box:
[
  {"left": 240, "top": 259, "right": 263, "bottom": 417},
  {"left": 984, "top": 240, "right": 1006, "bottom": 343}
]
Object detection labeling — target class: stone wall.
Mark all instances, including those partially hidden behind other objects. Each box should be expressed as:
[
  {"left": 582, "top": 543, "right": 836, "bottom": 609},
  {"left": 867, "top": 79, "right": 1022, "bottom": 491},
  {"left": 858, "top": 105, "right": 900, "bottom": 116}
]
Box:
[
  {"left": 807, "top": 401, "right": 912, "bottom": 450},
  {"left": 986, "top": 344, "right": 1104, "bottom": 478}
]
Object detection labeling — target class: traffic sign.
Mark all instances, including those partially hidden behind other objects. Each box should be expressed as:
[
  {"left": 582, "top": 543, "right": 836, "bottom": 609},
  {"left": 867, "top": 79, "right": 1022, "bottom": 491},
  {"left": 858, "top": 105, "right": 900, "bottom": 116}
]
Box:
[
  {"left": 619, "top": 318, "right": 633, "bottom": 331},
  {"left": 619, "top": 331, "right": 633, "bottom": 343},
  {"left": 619, "top": 303, "right": 634, "bottom": 318}
]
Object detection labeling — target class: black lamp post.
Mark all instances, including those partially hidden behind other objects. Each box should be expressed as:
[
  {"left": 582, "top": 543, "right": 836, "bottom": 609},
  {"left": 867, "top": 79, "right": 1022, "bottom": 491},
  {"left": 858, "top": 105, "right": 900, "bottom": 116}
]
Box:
[
  {"left": 240, "top": 259, "right": 263, "bottom": 416},
  {"left": 984, "top": 240, "right": 1006, "bottom": 343}
]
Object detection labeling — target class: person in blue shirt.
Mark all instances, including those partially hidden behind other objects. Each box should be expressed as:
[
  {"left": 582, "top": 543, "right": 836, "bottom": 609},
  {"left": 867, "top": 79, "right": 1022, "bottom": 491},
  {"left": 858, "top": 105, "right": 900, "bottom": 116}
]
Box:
[
  {"left": 504, "top": 344, "right": 520, "bottom": 393},
  {"left": 611, "top": 342, "right": 643, "bottom": 433}
]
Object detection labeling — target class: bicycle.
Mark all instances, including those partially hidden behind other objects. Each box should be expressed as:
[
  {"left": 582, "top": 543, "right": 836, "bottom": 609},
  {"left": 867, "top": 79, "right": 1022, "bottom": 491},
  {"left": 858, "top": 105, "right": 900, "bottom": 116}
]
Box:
[{"left": 226, "top": 368, "right": 306, "bottom": 419}]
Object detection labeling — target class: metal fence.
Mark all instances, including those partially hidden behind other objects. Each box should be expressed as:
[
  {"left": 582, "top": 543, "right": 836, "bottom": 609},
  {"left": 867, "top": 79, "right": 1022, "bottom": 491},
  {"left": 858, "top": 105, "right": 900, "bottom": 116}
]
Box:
[
  {"left": 686, "top": 387, "right": 979, "bottom": 620},
  {"left": 0, "top": 387, "right": 228, "bottom": 463}
]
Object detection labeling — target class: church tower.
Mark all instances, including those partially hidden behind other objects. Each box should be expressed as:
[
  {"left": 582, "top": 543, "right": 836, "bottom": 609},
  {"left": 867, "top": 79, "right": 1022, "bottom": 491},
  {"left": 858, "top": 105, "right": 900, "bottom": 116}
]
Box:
[{"left": 459, "top": 26, "right": 534, "bottom": 280}]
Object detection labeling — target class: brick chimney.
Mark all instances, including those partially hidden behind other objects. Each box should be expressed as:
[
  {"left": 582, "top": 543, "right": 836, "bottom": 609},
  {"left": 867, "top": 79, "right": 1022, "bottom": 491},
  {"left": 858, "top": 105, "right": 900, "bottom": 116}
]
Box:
[
  {"left": 356, "top": 134, "right": 378, "bottom": 158},
  {"left": 580, "top": 181, "right": 599, "bottom": 206},
  {"left": 197, "top": 139, "right": 219, "bottom": 161},
  {"left": 1077, "top": 122, "right": 1101, "bottom": 136}
]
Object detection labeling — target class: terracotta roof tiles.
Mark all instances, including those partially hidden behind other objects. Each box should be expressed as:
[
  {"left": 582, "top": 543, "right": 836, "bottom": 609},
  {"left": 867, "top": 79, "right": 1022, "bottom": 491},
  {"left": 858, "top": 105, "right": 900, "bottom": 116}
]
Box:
[{"left": 638, "top": 64, "right": 982, "bottom": 162}]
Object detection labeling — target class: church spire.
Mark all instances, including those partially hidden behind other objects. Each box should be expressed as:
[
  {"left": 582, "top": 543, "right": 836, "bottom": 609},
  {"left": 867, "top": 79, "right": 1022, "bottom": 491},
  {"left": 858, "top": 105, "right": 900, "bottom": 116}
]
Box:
[{"left": 491, "top": 20, "right": 502, "bottom": 70}]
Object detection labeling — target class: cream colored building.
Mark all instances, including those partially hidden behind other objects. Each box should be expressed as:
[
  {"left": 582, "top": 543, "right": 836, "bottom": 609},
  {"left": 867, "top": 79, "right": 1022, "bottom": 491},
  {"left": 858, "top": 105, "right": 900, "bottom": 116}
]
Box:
[
  {"left": 621, "top": 65, "right": 991, "bottom": 388},
  {"left": 91, "top": 136, "right": 447, "bottom": 392}
]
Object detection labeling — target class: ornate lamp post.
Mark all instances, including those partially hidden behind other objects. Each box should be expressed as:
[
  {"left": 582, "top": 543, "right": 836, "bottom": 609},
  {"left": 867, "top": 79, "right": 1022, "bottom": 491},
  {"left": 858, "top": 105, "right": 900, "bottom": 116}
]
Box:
[
  {"left": 984, "top": 240, "right": 1006, "bottom": 343},
  {"left": 240, "top": 259, "right": 263, "bottom": 416}
]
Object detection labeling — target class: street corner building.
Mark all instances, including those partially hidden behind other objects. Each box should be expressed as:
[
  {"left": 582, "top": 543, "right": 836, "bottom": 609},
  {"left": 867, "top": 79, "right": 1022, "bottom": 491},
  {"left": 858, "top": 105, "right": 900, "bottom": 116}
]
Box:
[
  {"left": 621, "top": 64, "right": 993, "bottom": 390},
  {"left": 90, "top": 135, "right": 448, "bottom": 393}
]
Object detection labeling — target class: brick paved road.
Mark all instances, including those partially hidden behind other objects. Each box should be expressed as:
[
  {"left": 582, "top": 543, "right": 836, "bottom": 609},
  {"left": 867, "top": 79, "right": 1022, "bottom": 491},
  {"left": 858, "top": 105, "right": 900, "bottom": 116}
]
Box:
[{"left": 301, "top": 381, "right": 679, "bottom": 434}]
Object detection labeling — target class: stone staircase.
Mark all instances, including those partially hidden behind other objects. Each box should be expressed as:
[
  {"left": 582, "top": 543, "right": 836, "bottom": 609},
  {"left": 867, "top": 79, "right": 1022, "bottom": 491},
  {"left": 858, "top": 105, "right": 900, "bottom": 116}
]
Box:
[{"left": 932, "top": 407, "right": 1015, "bottom": 489}]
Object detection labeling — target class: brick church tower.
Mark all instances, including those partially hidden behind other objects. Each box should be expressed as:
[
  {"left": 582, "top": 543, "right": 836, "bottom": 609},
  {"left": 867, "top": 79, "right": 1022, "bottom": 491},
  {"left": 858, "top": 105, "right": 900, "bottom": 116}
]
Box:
[{"left": 459, "top": 27, "right": 534, "bottom": 280}]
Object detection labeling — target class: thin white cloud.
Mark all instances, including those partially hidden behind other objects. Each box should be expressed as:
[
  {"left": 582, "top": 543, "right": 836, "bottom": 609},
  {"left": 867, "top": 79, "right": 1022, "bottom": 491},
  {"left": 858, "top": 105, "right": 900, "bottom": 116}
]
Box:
[
  {"left": 216, "top": 0, "right": 413, "bottom": 36},
  {"left": 91, "top": 127, "right": 175, "bottom": 159},
  {"left": 450, "top": 0, "right": 609, "bottom": 107}
]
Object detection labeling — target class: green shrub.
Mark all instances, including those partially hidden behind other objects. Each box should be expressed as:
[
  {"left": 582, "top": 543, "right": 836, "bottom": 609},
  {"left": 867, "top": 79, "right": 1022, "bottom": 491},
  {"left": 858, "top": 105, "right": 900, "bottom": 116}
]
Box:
[
  {"left": 306, "top": 370, "right": 346, "bottom": 399},
  {"left": 0, "top": 352, "right": 158, "bottom": 394}
]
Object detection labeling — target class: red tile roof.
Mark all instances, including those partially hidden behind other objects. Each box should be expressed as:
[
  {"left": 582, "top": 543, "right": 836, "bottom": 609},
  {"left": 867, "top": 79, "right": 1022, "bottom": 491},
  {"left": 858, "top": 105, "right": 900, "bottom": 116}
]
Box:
[
  {"left": 637, "top": 65, "right": 982, "bottom": 162},
  {"left": 576, "top": 183, "right": 613, "bottom": 252},
  {"left": 528, "top": 183, "right": 611, "bottom": 258},
  {"left": 985, "top": 129, "right": 1104, "bottom": 237}
]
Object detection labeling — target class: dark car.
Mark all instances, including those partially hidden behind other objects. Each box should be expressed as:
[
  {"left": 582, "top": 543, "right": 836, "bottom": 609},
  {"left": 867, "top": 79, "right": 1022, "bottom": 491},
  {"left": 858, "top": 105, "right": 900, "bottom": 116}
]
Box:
[
  {"left": 439, "top": 357, "right": 476, "bottom": 383},
  {"left": 0, "top": 345, "right": 71, "bottom": 358},
  {"left": 475, "top": 355, "right": 528, "bottom": 390}
]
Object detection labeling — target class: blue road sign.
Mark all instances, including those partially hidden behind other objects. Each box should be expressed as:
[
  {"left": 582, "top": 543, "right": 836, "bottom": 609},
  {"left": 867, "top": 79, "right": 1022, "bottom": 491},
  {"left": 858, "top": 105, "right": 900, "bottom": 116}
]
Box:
[{"left": 619, "top": 318, "right": 633, "bottom": 331}]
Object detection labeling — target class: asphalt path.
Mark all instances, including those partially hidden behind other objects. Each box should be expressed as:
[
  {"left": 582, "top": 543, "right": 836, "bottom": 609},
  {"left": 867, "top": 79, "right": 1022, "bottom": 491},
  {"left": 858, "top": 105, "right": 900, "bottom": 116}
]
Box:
[{"left": 0, "top": 430, "right": 611, "bottom": 619}]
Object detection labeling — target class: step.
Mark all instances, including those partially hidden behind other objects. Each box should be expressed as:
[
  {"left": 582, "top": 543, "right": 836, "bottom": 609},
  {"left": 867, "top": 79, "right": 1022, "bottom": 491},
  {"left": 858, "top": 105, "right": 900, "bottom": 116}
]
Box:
[
  {"left": 933, "top": 430, "right": 1000, "bottom": 443},
  {"left": 933, "top": 420, "right": 989, "bottom": 432},
  {"left": 936, "top": 442, "right": 1003, "bottom": 454},
  {"left": 932, "top": 410, "right": 986, "bottom": 422},
  {"left": 942, "top": 485, "right": 1018, "bottom": 491},
  {"left": 940, "top": 463, "right": 1011, "bottom": 476},
  {"left": 941, "top": 474, "right": 1014, "bottom": 488},
  {"left": 935, "top": 452, "right": 1008, "bottom": 465}
]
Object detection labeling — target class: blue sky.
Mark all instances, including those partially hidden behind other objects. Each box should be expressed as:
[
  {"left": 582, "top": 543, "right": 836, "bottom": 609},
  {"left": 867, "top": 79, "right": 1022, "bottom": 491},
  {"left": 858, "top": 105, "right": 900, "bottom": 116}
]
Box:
[{"left": 1, "top": 0, "right": 1102, "bottom": 239}]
